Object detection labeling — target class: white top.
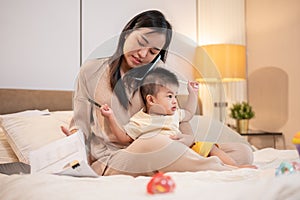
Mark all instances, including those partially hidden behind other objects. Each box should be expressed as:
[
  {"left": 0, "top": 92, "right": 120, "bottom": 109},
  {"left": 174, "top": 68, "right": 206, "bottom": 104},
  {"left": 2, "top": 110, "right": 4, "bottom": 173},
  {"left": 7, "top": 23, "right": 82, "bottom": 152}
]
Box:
[{"left": 124, "top": 108, "right": 186, "bottom": 140}]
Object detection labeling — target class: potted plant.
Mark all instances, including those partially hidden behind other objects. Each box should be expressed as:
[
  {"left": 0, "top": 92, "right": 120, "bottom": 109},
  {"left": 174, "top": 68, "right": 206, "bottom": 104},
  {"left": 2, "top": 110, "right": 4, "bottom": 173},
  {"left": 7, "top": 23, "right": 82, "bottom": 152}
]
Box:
[{"left": 229, "top": 101, "right": 255, "bottom": 134}]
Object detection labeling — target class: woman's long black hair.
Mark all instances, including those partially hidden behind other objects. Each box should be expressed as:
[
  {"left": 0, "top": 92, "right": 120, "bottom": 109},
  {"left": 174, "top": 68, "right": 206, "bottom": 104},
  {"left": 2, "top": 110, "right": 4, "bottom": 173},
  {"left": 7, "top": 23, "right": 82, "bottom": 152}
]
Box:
[{"left": 108, "top": 10, "right": 173, "bottom": 109}]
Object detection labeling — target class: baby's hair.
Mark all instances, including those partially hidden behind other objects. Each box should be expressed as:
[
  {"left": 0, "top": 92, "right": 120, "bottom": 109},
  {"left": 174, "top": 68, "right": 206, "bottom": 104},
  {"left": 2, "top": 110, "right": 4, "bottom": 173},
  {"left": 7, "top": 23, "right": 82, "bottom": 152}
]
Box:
[{"left": 140, "top": 67, "right": 179, "bottom": 104}]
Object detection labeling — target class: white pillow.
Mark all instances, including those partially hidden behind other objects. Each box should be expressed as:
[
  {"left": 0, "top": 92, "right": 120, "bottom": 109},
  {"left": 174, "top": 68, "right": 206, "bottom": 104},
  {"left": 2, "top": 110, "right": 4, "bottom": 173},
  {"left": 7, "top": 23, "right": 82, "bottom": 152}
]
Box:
[{"left": 0, "top": 110, "right": 73, "bottom": 164}]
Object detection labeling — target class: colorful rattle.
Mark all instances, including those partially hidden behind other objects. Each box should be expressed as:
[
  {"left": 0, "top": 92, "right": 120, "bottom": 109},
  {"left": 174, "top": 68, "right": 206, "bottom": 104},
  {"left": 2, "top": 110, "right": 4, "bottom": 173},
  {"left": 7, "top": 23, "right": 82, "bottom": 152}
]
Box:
[
  {"left": 275, "top": 161, "right": 300, "bottom": 176},
  {"left": 147, "top": 172, "right": 176, "bottom": 194},
  {"left": 275, "top": 162, "right": 295, "bottom": 176}
]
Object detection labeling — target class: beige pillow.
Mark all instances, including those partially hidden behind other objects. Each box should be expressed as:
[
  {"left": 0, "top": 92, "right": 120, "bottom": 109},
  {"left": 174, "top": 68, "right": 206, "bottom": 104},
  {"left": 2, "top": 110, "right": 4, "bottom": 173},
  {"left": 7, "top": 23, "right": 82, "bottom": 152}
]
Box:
[
  {"left": 0, "top": 127, "right": 18, "bottom": 163},
  {"left": 0, "top": 110, "right": 73, "bottom": 164}
]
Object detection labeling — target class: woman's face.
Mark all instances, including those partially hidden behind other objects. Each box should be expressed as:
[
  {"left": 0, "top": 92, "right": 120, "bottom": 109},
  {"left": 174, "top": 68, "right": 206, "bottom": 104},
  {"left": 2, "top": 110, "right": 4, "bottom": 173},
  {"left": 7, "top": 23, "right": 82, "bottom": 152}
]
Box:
[{"left": 122, "top": 28, "right": 166, "bottom": 72}]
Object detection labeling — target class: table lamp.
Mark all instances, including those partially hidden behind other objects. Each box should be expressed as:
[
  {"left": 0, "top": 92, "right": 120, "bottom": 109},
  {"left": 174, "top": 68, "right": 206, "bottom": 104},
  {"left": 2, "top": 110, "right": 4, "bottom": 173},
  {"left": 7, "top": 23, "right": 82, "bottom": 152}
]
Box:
[{"left": 194, "top": 44, "right": 246, "bottom": 122}]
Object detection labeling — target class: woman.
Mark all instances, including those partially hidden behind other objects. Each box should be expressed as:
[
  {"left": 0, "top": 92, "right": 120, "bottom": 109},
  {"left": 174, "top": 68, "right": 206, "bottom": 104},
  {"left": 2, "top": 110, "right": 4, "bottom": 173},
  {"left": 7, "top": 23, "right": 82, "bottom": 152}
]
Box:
[{"left": 62, "top": 10, "right": 253, "bottom": 176}]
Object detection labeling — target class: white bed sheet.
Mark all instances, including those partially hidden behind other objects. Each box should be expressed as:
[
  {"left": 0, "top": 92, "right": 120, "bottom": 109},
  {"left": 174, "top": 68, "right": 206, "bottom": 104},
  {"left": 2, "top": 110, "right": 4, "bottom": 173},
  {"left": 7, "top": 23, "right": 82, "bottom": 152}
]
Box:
[{"left": 0, "top": 148, "right": 299, "bottom": 200}]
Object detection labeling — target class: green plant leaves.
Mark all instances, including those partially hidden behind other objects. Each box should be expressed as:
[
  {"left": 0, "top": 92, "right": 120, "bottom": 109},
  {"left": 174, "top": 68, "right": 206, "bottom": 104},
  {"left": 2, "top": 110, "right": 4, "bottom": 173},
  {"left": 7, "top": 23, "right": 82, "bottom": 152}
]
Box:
[{"left": 229, "top": 101, "right": 255, "bottom": 119}]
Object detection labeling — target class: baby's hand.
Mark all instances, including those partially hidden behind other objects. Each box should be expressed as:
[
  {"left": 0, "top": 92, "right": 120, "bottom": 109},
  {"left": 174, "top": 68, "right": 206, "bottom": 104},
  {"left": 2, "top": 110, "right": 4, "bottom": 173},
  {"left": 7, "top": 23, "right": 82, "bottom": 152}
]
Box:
[
  {"left": 100, "top": 104, "right": 113, "bottom": 118},
  {"left": 187, "top": 81, "right": 199, "bottom": 94}
]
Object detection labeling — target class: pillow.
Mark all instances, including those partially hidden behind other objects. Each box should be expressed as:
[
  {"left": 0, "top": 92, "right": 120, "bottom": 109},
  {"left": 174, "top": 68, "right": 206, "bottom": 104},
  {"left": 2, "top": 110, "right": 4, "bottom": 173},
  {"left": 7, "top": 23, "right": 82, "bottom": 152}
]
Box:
[
  {"left": 0, "top": 109, "right": 51, "bottom": 118},
  {"left": 0, "top": 127, "right": 18, "bottom": 163},
  {"left": 0, "top": 110, "right": 73, "bottom": 164}
]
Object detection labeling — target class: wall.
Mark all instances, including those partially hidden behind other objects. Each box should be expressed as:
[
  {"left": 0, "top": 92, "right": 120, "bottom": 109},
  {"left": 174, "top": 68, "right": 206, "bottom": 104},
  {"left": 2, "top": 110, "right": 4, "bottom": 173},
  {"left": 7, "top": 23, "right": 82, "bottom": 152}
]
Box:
[
  {"left": 0, "top": 0, "right": 80, "bottom": 90},
  {"left": 83, "top": 0, "right": 197, "bottom": 62},
  {"left": 246, "top": 0, "right": 300, "bottom": 149},
  {"left": 0, "top": 0, "right": 197, "bottom": 91}
]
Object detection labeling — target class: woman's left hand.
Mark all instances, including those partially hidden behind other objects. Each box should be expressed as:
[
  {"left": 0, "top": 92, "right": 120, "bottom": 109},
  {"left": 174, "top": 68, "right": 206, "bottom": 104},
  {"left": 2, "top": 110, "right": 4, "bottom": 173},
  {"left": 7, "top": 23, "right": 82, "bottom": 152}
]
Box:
[{"left": 60, "top": 126, "right": 77, "bottom": 136}]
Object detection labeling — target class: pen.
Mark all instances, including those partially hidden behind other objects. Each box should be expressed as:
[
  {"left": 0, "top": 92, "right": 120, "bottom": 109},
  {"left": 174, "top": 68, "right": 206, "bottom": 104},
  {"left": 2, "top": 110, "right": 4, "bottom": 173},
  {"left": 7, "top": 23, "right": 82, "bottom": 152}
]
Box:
[
  {"left": 88, "top": 98, "right": 101, "bottom": 108},
  {"left": 63, "top": 160, "right": 80, "bottom": 169},
  {"left": 178, "top": 79, "right": 188, "bottom": 84}
]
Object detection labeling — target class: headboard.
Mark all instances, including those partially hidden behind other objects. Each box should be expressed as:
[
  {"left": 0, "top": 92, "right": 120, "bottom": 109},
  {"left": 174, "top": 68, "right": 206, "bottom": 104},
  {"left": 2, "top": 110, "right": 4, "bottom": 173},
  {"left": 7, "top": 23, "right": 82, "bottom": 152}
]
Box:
[
  {"left": 0, "top": 89, "right": 73, "bottom": 114},
  {"left": 0, "top": 89, "right": 202, "bottom": 115}
]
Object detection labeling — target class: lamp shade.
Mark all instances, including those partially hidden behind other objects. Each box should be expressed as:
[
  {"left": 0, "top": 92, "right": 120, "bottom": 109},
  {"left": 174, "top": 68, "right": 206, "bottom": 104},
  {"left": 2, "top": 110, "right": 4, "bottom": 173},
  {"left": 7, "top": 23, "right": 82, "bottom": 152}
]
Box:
[
  {"left": 196, "top": 44, "right": 246, "bottom": 82},
  {"left": 201, "top": 44, "right": 246, "bottom": 81}
]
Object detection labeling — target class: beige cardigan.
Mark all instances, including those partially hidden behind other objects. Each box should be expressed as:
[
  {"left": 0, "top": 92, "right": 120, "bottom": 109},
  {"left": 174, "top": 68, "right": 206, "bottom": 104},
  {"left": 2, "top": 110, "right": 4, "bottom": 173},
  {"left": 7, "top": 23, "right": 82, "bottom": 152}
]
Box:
[{"left": 70, "top": 58, "right": 250, "bottom": 176}]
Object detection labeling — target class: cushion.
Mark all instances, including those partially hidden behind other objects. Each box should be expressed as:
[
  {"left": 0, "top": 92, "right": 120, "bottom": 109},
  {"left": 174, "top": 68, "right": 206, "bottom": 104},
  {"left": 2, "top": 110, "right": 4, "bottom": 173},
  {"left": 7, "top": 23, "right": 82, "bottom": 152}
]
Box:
[
  {"left": 0, "top": 127, "right": 18, "bottom": 163},
  {"left": 0, "top": 110, "right": 73, "bottom": 164}
]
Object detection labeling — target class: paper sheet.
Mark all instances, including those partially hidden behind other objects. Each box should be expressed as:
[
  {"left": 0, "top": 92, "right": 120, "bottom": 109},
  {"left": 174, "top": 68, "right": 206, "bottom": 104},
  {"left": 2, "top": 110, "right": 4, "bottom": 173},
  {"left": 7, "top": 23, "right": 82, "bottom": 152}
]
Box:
[{"left": 29, "top": 130, "right": 98, "bottom": 177}]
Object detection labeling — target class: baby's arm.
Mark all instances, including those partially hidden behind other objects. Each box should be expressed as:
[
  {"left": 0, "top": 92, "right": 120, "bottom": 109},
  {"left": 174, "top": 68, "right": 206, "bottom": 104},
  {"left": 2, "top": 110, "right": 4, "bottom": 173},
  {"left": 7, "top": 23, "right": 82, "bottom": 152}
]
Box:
[
  {"left": 100, "top": 104, "right": 133, "bottom": 144},
  {"left": 172, "top": 81, "right": 199, "bottom": 146},
  {"left": 181, "top": 81, "right": 199, "bottom": 121}
]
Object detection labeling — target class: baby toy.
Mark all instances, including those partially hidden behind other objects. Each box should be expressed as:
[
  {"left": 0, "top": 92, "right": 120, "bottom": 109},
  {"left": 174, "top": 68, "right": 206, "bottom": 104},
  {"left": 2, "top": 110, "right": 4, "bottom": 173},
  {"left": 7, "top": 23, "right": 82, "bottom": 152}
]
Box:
[{"left": 147, "top": 172, "right": 176, "bottom": 194}]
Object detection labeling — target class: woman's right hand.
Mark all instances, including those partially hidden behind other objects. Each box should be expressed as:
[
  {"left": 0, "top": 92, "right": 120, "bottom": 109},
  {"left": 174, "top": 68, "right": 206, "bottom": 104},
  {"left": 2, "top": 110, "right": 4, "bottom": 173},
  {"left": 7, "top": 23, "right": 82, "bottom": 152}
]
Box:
[
  {"left": 169, "top": 134, "right": 195, "bottom": 147},
  {"left": 60, "top": 126, "right": 77, "bottom": 136}
]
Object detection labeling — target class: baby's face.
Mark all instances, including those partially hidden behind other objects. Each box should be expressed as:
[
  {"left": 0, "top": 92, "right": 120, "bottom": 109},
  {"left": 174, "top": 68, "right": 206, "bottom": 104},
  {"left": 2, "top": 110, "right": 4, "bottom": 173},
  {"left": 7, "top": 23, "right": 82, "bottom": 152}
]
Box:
[{"left": 149, "top": 84, "right": 178, "bottom": 115}]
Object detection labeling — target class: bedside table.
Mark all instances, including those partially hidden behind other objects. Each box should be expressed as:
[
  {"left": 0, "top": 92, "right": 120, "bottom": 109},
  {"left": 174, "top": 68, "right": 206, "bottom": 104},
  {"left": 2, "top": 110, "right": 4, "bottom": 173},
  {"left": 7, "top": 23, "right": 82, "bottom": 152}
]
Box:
[{"left": 240, "top": 130, "right": 286, "bottom": 149}]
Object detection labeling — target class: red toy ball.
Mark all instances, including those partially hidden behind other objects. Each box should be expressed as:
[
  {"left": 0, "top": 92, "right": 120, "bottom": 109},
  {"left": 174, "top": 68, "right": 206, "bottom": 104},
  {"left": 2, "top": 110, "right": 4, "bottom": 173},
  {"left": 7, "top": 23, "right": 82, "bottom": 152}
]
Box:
[{"left": 147, "top": 172, "right": 176, "bottom": 194}]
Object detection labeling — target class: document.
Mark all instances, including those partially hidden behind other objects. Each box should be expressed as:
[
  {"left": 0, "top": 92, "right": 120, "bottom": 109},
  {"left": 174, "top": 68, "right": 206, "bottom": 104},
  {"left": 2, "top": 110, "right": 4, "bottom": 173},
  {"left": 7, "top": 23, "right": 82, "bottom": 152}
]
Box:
[{"left": 29, "top": 130, "right": 98, "bottom": 177}]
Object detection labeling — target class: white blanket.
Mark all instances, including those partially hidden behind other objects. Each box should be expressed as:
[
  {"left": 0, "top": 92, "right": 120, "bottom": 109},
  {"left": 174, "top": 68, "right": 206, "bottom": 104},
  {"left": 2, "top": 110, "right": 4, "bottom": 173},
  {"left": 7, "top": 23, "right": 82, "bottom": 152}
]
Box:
[{"left": 0, "top": 148, "right": 299, "bottom": 200}]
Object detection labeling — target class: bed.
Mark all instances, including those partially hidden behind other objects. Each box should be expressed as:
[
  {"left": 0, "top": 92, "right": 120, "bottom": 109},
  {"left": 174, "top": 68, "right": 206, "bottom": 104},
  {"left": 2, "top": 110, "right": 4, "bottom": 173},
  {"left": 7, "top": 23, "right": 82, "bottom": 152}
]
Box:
[{"left": 0, "top": 88, "right": 300, "bottom": 200}]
